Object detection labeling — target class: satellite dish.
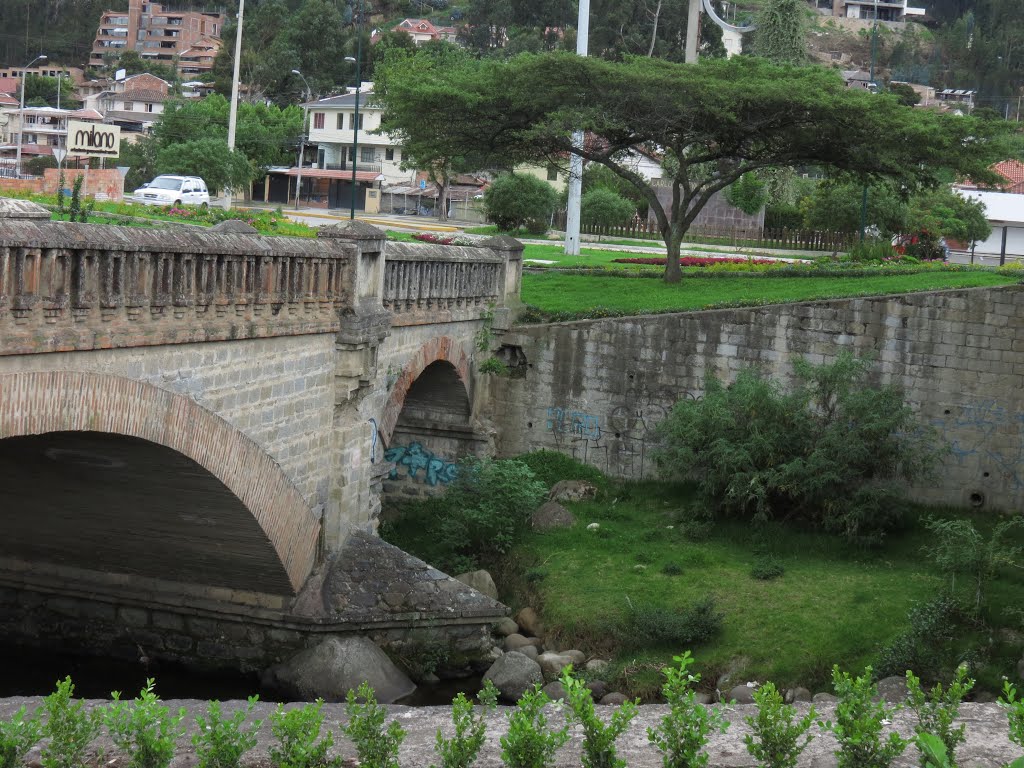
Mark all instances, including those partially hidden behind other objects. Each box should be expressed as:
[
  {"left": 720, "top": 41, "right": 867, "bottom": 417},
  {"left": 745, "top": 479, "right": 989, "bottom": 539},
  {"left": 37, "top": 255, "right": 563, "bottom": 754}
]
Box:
[{"left": 115, "top": 68, "right": 127, "bottom": 81}]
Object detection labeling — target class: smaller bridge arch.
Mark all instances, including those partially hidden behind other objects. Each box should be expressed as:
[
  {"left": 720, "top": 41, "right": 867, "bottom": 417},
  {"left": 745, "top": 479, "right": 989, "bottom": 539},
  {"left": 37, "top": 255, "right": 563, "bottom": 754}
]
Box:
[{"left": 0, "top": 371, "right": 320, "bottom": 594}]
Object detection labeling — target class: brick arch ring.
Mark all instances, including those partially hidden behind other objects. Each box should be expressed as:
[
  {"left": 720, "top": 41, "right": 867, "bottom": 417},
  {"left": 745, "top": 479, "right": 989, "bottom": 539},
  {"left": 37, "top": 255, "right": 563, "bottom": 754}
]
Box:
[
  {"left": 379, "top": 336, "right": 471, "bottom": 446},
  {"left": 0, "top": 370, "right": 320, "bottom": 594}
]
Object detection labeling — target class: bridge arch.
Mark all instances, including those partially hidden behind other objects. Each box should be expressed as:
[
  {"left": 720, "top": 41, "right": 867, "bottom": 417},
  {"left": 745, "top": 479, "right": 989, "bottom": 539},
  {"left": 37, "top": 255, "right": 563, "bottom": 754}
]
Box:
[
  {"left": 379, "top": 336, "right": 472, "bottom": 446},
  {"left": 0, "top": 371, "right": 320, "bottom": 594}
]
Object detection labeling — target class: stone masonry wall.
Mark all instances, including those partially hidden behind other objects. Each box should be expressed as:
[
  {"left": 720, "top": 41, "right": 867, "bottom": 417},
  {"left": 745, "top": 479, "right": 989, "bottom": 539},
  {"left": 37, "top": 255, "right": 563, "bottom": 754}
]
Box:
[
  {"left": 0, "top": 334, "right": 336, "bottom": 510},
  {"left": 490, "top": 286, "right": 1024, "bottom": 511}
]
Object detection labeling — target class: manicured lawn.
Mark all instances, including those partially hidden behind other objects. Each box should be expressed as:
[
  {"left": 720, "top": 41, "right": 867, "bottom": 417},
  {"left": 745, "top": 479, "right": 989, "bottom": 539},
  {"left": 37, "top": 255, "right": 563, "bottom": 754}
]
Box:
[
  {"left": 509, "top": 480, "right": 1024, "bottom": 698},
  {"left": 521, "top": 270, "right": 1019, "bottom": 316}
]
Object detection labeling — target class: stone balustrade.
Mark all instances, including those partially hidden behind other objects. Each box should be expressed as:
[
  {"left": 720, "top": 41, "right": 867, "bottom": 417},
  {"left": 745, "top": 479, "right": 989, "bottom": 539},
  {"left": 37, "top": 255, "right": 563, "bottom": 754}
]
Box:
[
  {"left": 382, "top": 242, "right": 504, "bottom": 324},
  {"left": 0, "top": 213, "right": 355, "bottom": 355}
]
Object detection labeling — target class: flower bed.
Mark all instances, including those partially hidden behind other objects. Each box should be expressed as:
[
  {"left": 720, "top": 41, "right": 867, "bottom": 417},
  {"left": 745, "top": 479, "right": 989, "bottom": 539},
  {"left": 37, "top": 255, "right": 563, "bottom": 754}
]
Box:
[{"left": 612, "top": 256, "right": 779, "bottom": 267}]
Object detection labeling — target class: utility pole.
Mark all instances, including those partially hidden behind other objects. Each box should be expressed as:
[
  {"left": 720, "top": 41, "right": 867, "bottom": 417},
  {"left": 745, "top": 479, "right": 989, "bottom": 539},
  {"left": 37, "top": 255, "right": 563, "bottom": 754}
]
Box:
[
  {"left": 563, "top": 0, "right": 589, "bottom": 257},
  {"left": 349, "top": 0, "right": 363, "bottom": 221},
  {"left": 858, "top": 0, "right": 879, "bottom": 242},
  {"left": 223, "top": 0, "right": 244, "bottom": 210},
  {"left": 685, "top": 0, "right": 701, "bottom": 63},
  {"left": 14, "top": 54, "right": 46, "bottom": 177},
  {"left": 292, "top": 69, "right": 311, "bottom": 211}
]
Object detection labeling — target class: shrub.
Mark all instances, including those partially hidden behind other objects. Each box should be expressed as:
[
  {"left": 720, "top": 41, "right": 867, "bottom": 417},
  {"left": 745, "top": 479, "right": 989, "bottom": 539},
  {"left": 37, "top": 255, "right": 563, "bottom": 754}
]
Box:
[
  {"left": 382, "top": 457, "right": 547, "bottom": 574},
  {"left": 922, "top": 515, "right": 1024, "bottom": 613},
  {"left": 515, "top": 450, "right": 606, "bottom": 491},
  {"left": 620, "top": 596, "right": 723, "bottom": 649},
  {"left": 875, "top": 595, "right": 961, "bottom": 681},
  {"left": 268, "top": 700, "right": 337, "bottom": 768},
  {"left": 905, "top": 666, "right": 972, "bottom": 768},
  {"left": 40, "top": 677, "right": 102, "bottom": 768},
  {"left": 342, "top": 683, "right": 405, "bottom": 768},
  {"left": 484, "top": 174, "right": 557, "bottom": 235},
  {"left": 999, "top": 680, "right": 1024, "bottom": 750},
  {"left": 726, "top": 172, "right": 768, "bottom": 215},
  {"left": 750, "top": 555, "right": 785, "bottom": 581},
  {"left": 823, "top": 665, "right": 909, "bottom": 768},
  {"left": 654, "top": 352, "right": 944, "bottom": 544},
  {"left": 478, "top": 357, "right": 509, "bottom": 376},
  {"left": 499, "top": 686, "right": 569, "bottom": 768},
  {"left": 105, "top": 679, "right": 188, "bottom": 768},
  {"left": 0, "top": 706, "right": 42, "bottom": 768},
  {"left": 744, "top": 682, "right": 816, "bottom": 768},
  {"left": 193, "top": 697, "right": 262, "bottom": 768},
  {"left": 431, "top": 682, "right": 498, "bottom": 768},
  {"left": 764, "top": 203, "right": 804, "bottom": 230},
  {"left": 561, "top": 667, "right": 638, "bottom": 768},
  {"left": 661, "top": 562, "right": 683, "bottom": 576},
  {"left": 647, "top": 652, "right": 730, "bottom": 768},
  {"left": 845, "top": 239, "right": 899, "bottom": 264},
  {"left": 581, "top": 188, "right": 635, "bottom": 230}
]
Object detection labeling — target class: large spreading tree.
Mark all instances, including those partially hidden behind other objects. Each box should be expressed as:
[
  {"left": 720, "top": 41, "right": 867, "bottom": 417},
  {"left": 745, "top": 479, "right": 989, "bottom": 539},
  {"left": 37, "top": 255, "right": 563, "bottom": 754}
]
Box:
[{"left": 378, "top": 51, "right": 1009, "bottom": 282}]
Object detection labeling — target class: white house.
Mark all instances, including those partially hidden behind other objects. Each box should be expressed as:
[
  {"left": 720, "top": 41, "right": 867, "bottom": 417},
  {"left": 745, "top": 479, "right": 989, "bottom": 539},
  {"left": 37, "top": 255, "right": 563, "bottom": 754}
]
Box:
[
  {"left": 956, "top": 188, "right": 1024, "bottom": 262},
  {"left": 280, "top": 85, "right": 414, "bottom": 210}
]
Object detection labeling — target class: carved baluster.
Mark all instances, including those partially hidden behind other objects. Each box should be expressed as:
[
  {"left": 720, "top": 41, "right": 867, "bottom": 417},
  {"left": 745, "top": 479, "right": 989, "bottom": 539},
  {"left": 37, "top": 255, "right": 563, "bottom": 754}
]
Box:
[{"left": 0, "top": 245, "right": 9, "bottom": 315}]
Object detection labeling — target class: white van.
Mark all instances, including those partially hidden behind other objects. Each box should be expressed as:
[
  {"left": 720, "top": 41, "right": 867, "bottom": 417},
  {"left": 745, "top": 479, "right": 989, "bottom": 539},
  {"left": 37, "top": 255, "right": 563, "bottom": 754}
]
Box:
[{"left": 131, "top": 175, "right": 210, "bottom": 208}]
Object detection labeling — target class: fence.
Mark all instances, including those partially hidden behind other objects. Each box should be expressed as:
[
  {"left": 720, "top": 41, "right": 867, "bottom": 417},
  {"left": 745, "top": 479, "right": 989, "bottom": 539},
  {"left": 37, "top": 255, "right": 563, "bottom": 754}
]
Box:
[{"left": 552, "top": 212, "right": 855, "bottom": 252}]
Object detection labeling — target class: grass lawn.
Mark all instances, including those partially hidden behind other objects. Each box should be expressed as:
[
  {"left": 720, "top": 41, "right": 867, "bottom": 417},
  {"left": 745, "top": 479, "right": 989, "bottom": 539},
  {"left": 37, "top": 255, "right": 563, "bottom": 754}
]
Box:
[
  {"left": 521, "top": 270, "right": 1019, "bottom": 316},
  {"left": 501, "top": 479, "right": 1024, "bottom": 698}
]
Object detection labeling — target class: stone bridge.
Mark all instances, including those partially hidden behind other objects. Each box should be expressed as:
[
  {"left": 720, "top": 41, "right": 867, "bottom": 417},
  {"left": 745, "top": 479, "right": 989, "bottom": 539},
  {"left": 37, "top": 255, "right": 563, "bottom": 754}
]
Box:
[{"left": 0, "top": 198, "right": 522, "bottom": 674}]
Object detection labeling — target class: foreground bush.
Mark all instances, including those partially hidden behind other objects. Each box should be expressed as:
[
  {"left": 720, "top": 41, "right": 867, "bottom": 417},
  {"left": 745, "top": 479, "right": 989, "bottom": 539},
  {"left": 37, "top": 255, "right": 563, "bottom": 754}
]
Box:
[{"left": 654, "top": 352, "right": 944, "bottom": 543}]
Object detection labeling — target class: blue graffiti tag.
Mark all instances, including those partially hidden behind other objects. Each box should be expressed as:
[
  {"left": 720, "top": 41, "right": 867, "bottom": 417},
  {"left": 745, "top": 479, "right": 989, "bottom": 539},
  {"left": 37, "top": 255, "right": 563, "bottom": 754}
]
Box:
[
  {"left": 384, "top": 442, "right": 459, "bottom": 486},
  {"left": 546, "top": 407, "right": 601, "bottom": 440}
]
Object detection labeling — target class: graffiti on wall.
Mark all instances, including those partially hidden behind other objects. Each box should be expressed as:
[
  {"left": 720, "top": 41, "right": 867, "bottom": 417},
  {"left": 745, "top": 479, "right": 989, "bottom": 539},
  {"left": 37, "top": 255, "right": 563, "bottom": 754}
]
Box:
[
  {"left": 384, "top": 442, "right": 459, "bottom": 486},
  {"left": 930, "top": 400, "right": 1024, "bottom": 492}
]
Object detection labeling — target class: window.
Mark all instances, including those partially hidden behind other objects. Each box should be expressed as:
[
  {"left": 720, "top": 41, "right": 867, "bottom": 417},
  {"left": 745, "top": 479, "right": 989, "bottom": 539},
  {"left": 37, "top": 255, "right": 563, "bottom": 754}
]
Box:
[
  {"left": 347, "top": 147, "right": 355, "bottom": 161},
  {"left": 361, "top": 147, "right": 374, "bottom": 163},
  {"left": 349, "top": 112, "right": 364, "bottom": 130},
  {"left": 145, "top": 103, "right": 154, "bottom": 112},
  {"left": 123, "top": 101, "right": 134, "bottom": 110},
  {"left": 313, "top": 112, "right": 325, "bottom": 130},
  {"left": 546, "top": 164, "right": 559, "bottom": 181},
  {"left": 385, "top": 148, "right": 394, "bottom": 161},
  {"left": 337, "top": 113, "right": 344, "bottom": 130}
]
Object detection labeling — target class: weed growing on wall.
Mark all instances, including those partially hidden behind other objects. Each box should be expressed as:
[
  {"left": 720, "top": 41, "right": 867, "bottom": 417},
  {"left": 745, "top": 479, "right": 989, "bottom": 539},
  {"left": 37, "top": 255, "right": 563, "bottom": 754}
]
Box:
[
  {"left": 743, "top": 681, "right": 816, "bottom": 768},
  {"left": 268, "top": 700, "right": 338, "bottom": 768},
  {"left": 654, "top": 352, "right": 945, "bottom": 544},
  {"left": 906, "top": 667, "right": 973, "bottom": 768},
  {"left": 342, "top": 682, "right": 406, "bottom": 768},
  {"left": 192, "top": 697, "right": 262, "bottom": 768},
  {"left": 561, "top": 667, "right": 638, "bottom": 768},
  {"left": 105, "top": 679, "right": 187, "bottom": 768},
  {"left": 823, "top": 665, "right": 909, "bottom": 768},
  {"left": 647, "top": 652, "right": 730, "bottom": 768},
  {"left": 40, "top": 677, "right": 102, "bottom": 768},
  {"left": 0, "top": 706, "right": 41, "bottom": 768},
  {"left": 431, "top": 682, "right": 498, "bottom": 768},
  {"left": 499, "top": 686, "right": 569, "bottom": 768}
]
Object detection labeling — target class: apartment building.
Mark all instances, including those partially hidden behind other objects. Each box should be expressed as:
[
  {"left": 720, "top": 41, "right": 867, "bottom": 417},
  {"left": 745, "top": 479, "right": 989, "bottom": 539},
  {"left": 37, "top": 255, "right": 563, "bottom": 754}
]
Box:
[{"left": 90, "top": 0, "right": 225, "bottom": 76}]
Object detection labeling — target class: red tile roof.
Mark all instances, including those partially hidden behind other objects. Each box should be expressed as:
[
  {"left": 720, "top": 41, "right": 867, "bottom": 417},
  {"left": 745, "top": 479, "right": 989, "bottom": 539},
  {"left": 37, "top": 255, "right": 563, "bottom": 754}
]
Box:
[{"left": 992, "top": 159, "right": 1024, "bottom": 194}]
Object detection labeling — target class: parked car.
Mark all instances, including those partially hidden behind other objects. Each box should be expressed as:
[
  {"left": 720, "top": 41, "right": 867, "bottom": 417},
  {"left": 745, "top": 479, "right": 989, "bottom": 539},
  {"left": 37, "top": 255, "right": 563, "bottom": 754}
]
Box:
[{"left": 131, "top": 175, "right": 210, "bottom": 208}]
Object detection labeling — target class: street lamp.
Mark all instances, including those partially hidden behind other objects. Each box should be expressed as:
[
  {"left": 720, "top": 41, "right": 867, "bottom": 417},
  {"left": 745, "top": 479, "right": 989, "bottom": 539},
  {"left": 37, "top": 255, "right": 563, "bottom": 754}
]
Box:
[
  {"left": 292, "top": 68, "right": 312, "bottom": 211},
  {"left": 15, "top": 54, "right": 47, "bottom": 178},
  {"left": 858, "top": 0, "right": 879, "bottom": 242},
  {"left": 348, "top": 0, "right": 363, "bottom": 220}
]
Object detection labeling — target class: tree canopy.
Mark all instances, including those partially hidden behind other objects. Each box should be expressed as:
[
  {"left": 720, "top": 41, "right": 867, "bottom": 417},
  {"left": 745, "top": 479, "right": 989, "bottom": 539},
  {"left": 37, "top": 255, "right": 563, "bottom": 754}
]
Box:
[{"left": 377, "top": 51, "right": 1010, "bottom": 281}]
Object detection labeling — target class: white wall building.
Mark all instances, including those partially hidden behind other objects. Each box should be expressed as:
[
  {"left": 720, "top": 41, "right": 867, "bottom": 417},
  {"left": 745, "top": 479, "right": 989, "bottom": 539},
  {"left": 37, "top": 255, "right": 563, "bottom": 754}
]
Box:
[{"left": 957, "top": 188, "right": 1024, "bottom": 261}]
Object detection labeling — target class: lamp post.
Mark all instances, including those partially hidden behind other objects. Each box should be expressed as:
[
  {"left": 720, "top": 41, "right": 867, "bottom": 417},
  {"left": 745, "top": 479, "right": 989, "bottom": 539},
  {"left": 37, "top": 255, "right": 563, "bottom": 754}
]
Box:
[
  {"left": 292, "top": 69, "right": 312, "bottom": 211},
  {"left": 349, "top": 0, "right": 363, "bottom": 220},
  {"left": 15, "top": 54, "right": 47, "bottom": 177},
  {"left": 858, "top": 0, "right": 879, "bottom": 242}
]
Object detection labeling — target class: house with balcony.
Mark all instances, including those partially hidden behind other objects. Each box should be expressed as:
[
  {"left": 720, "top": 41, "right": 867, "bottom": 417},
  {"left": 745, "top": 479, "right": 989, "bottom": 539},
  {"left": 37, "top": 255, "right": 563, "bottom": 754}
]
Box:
[
  {"left": 268, "top": 86, "right": 415, "bottom": 210},
  {"left": 86, "top": 72, "right": 170, "bottom": 138},
  {"left": 89, "top": 0, "right": 224, "bottom": 77},
  {"left": 0, "top": 107, "right": 104, "bottom": 168}
]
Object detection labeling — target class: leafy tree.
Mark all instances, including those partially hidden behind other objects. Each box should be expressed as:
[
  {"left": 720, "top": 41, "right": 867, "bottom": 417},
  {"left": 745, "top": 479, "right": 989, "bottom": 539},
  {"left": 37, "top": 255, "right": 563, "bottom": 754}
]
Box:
[
  {"left": 115, "top": 136, "right": 160, "bottom": 192},
  {"left": 484, "top": 174, "right": 558, "bottom": 235},
  {"left": 109, "top": 50, "right": 179, "bottom": 86},
  {"left": 802, "top": 180, "right": 909, "bottom": 235},
  {"left": 888, "top": 82, "right": 922, "bottom": 107},
  {"left": 752, "top": 0, "right": 809, "bottom": 65},
  {"left": 725, "top": 172, "right": 768, "bottom": 215},
  {"left": 654, "top": 352, "right": 945, "bottom": 543},
  {"left": 156, "top": 138, "right": 254, "bottom": 197},
  {"left": 906, "top": 188, "right": 991, "bottom": 250},
  {"left": 374, "top": 52, "right": 1010, "bottom": 282},
  {"left": 581, "top": 188, "right": 636, "bottom": 229},
  {"left": 21, "top": 74, "right": 79, "bottom": 109}
]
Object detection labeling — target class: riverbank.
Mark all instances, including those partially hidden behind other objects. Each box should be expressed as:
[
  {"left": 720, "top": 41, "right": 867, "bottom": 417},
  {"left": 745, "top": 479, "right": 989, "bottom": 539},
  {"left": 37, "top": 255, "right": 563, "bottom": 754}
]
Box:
[{"left": 0, "top": 697, "right": 1016, "bottom": 767}]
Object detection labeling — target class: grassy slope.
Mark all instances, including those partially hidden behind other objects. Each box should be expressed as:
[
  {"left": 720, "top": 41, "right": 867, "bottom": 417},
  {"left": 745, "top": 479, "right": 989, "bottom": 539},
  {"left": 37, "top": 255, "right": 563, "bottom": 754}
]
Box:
[
  {"left": 512, "top": 481, "right": 1024, "bottom": 696},
  {"left": 521, "top": 271, "right": 1018, "bottom": 314}
]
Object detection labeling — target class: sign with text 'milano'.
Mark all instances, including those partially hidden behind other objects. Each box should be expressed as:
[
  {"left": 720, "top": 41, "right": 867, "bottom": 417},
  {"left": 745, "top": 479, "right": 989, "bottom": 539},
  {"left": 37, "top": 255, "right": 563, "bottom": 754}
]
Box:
[{"left": 67, "top": 121, "right": 121, "bottom": 158}]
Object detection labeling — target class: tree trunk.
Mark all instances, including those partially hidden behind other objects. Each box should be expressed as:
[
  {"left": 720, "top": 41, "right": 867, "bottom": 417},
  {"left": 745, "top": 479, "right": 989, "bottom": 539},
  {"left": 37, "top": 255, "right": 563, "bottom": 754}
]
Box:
[
  {"left": 664, "top": 228, "right": 682, "bottom": 283},
  {"left": 648, "top": 0, "right": 663, "bottom": 57},
  {"left": 436, "top": 176, "right": 450, "bottom": 222}
]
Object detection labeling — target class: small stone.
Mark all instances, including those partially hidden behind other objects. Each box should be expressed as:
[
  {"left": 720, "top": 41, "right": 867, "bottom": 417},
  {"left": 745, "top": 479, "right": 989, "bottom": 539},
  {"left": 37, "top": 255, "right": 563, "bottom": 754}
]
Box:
[
  {"left": 561, "top": 649, "right": 586, "bottom": 666},
  {"left": 454, "top": 570, "right": 499, "bottom": 600},
  {"left": 812, "top": 693, "right": 839, "bottom": 704},
  {"left": 586, "top": 680, "right": 608, "bottom": 700},
  {"left": 587, "top": 523, "right": 601, "bottom": 531},
  {"left": 785, "top": 687, "right": 812, "bottom": 703},
  {"left": 694, "top": 692, "right": 712, "bottom": 705},
  {"left": 548, "top": 479, "right": 598, "bottom": 502},
  {"left": 727, "top": 684, "right": 757, "bottom": 704},
  {"left": 542, "top": 681, "right": 568, "bottom": 700},
  {"left": 531, "top": 501, "right": 576, "bottom": 532},
  {"left": 494, "top": 617, "right": 519, "bottom": 637},
  {"left": 537, "top": 652, "right": 573, "bottom": 682},
  {"left": 585, "top": 659, "right": 610, "bottom": 674},
  {"left": 515, "top": 607, "right": 544, "bottom": 637},
  {"left": 600, "top": 692, "right": 629, "bottom": 706}
]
